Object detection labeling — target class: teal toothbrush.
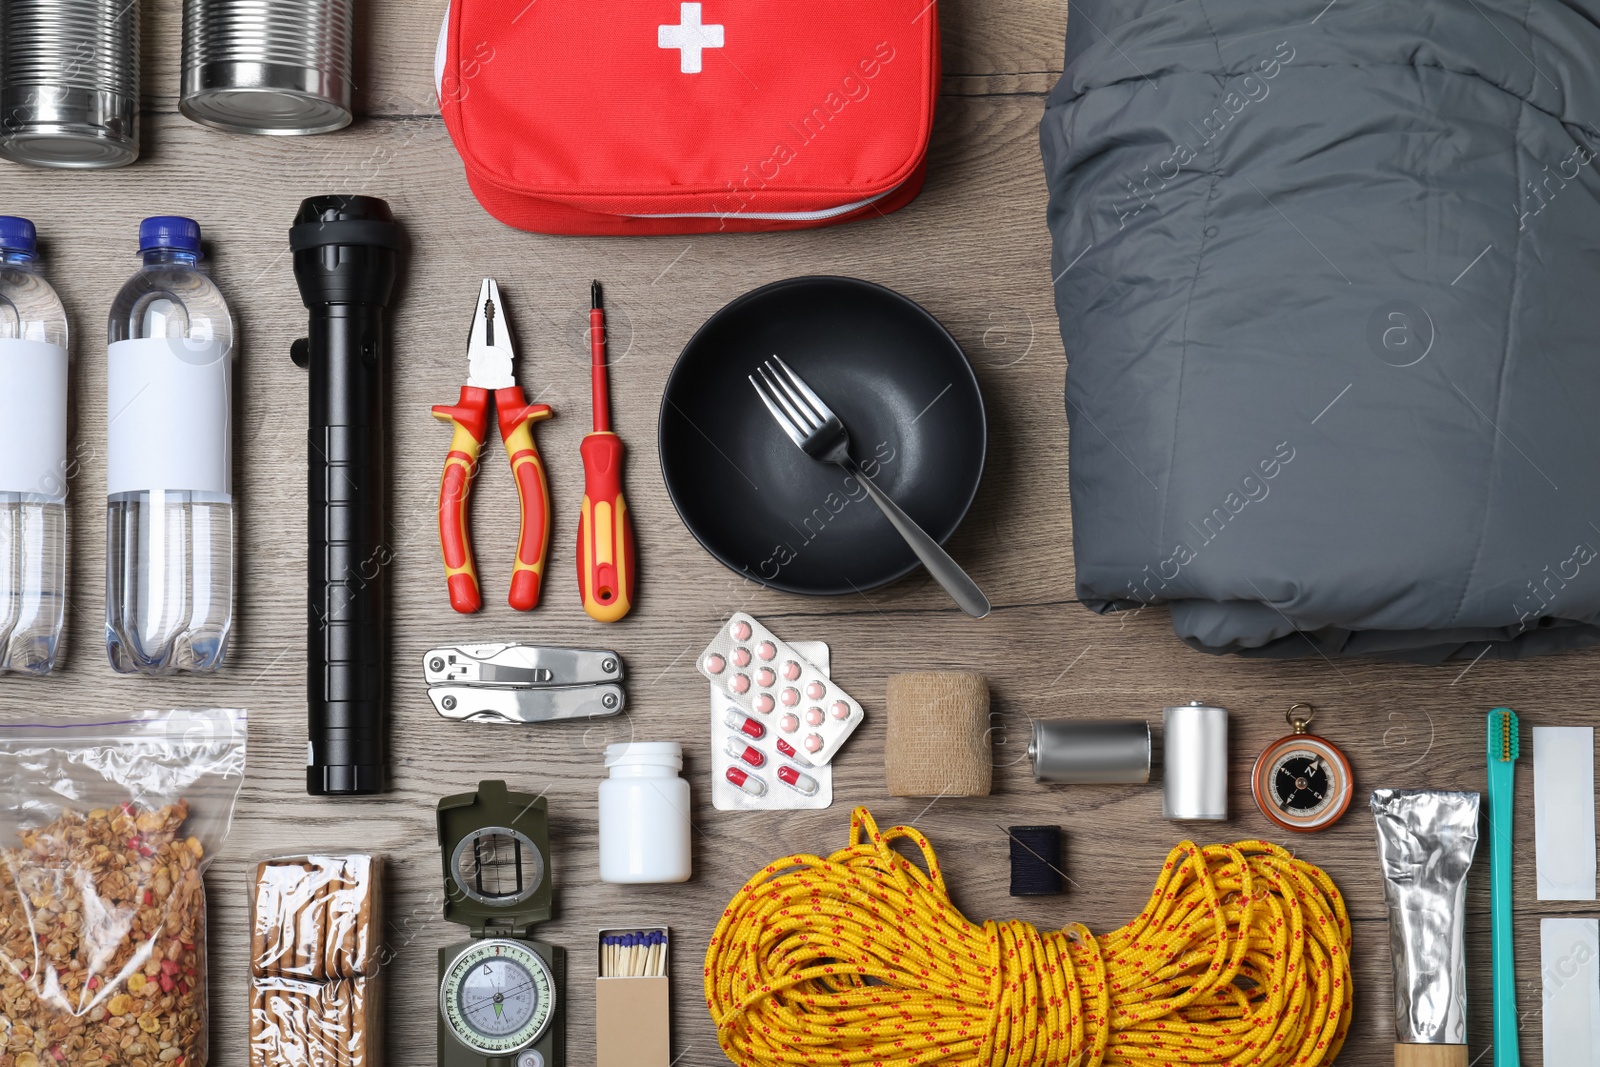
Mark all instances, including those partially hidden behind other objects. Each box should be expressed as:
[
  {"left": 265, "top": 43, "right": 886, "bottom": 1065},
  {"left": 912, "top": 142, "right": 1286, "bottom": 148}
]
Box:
[{"left": 1487, "top": 706, "right": 1520, "bottom": 1067}]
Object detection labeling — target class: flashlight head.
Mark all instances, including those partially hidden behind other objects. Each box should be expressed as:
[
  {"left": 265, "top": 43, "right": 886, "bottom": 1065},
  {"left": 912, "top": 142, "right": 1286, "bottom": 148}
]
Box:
[{"left": 291, "top": 195, "right": 399, "bottom": 308}]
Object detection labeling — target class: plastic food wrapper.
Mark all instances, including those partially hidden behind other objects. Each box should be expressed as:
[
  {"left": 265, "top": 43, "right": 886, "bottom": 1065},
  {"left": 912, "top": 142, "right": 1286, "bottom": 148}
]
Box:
[
  {"left": 249, "top": 854, "right": 384, "bottom": 1067},
  {"left": 0, "top": 709, "right": 247, "bottom": 1067}
]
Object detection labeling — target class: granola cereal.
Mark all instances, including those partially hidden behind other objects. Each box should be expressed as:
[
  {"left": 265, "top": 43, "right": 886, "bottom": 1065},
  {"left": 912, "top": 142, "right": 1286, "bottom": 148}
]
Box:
[{"left": 0, "top": 801, "right": 208, "bottom": 1067}]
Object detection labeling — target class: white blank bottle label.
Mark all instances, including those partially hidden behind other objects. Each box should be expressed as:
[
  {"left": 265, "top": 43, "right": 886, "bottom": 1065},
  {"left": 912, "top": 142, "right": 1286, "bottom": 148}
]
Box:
[
  {"left": 1534, "top": 725, "right": 1598, "bottom": 900},
  {"left": 1540, "top": 918, "right": 1600, "bottom": 1067},
  {"left": 0, "top": 338, "right": 68, "bottom": 501},
  {"left": 107, "top": 337, "right": 232, "bottom": 496}
]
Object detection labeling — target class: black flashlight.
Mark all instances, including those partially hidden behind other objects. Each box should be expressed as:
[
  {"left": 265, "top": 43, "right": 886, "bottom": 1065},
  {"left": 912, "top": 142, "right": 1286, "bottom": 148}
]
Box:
[{"left": 290, "top": 195, "right": 400, "bottom": 796}]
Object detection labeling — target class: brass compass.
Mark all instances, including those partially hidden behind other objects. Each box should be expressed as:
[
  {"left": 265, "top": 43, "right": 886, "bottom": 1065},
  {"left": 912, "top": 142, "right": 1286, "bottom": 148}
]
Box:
[{"left": 1251, "top": 704, "right": 1353, "bottom": 833}]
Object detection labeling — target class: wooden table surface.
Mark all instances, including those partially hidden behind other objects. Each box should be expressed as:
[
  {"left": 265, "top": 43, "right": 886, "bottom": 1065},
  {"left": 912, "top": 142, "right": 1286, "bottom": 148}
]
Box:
[{"left": 2, "top": 0, "right": 1593, "bottom": 1064}]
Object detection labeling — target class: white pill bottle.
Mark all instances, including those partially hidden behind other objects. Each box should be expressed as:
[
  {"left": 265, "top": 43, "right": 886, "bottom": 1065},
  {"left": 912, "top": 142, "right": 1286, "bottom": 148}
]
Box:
[{"left": 599, "top": 741, "right": 691, "bottom": 883}]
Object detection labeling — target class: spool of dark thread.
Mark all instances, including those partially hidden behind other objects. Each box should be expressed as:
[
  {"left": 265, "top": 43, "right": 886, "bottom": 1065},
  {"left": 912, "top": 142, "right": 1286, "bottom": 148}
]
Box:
[{"left": 1007, "top": 825, "right": 1064, "bottom": 896}]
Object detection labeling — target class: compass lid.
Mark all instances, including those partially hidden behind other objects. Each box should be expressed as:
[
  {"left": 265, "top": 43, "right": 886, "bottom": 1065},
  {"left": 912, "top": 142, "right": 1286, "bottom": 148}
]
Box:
[{"left": 438, "top": 779, "right": 555, "bottom": 935}]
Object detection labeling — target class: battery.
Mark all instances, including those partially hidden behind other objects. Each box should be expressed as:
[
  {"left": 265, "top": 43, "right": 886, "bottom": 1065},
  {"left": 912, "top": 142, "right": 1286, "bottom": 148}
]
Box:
[
  {"left": 1028, "top": 719, "right": 1151, "bottom": 784},
  {"left": 1163, "top": 702, "right": 1229, "bottom": 821}
]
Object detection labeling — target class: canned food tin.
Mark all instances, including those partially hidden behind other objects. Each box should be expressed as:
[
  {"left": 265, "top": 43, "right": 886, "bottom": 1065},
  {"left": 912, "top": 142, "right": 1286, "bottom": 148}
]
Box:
[
  {"left": 1028, "top": 718, "right": 1151, "bottom": 784},
  {"left": 0, "top": 0, "right": 141, "bottom": 168},
  {"left": 180, "top": 0, "right": 354, "bottom": 134}
]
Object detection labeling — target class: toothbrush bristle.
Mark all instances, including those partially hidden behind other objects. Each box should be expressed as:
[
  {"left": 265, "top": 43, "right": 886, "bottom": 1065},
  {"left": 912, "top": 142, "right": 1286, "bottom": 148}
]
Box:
[{"left": 1493, "top": 707, "right": 1520, "bottom": 761}]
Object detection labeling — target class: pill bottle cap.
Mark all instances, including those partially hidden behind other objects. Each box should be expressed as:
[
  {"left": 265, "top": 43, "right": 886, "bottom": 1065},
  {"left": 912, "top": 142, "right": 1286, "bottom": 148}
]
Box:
[
  {"left": 0, "top": 217, "right": 37, "bottom": 255},
  {"left": 139, "top": 216, "right": 202, "bottom": 254},
  {"left": 604, "top": 741, "right": 683, "bottom": 774}
]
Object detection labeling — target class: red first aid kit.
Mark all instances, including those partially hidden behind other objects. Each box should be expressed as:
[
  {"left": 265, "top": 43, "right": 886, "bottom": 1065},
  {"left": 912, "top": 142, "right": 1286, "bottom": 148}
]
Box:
[{"left": 435, "top": 1, "right": 940, "bottom": 235}]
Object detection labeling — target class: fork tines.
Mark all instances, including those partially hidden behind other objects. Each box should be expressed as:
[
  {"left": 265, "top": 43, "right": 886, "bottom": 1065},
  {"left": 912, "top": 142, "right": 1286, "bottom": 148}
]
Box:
[{"left": 750, "top": 356, "right": 832, "bottom": 447}]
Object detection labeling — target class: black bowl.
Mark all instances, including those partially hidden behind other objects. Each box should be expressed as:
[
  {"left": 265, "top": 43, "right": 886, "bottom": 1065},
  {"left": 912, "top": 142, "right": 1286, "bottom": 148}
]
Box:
[{"left": 658, "top": 276, "right": 987, "bottom": 595}]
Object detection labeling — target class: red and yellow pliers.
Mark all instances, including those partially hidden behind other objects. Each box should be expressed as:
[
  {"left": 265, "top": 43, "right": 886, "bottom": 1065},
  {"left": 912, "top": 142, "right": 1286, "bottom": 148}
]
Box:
[{"left": 433, "top": 278, "right": 553, "bottom": 613}]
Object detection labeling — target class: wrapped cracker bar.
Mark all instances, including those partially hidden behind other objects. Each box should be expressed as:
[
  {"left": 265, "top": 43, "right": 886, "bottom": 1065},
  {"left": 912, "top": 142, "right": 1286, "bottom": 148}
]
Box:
[{"left": 248, "top": 854, "right": 382, "bottom": 1067}]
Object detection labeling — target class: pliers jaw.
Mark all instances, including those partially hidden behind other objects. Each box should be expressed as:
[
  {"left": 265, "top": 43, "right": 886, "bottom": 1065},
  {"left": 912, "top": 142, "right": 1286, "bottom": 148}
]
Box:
[{"left": 467, "top": 277, "right": 516, "bottom": 391}]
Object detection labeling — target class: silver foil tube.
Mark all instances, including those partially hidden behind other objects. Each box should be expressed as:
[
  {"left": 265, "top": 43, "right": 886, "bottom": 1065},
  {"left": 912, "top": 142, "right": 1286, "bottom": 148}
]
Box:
[
  {"left": 181, "top": 0, "right": 354, "bottom": 134},
  {"left": 1370, "top": 789, "right": 1480, "bottom": 1046},
  {"left": 1162, "top": 702, "right": 1228, "bottom": 820},
  {"left": 1028, "top": 719, "right": 1151, "bottom": 783},
  {"left": 0, "top": 0, "right": 141, "bottom": 168}
]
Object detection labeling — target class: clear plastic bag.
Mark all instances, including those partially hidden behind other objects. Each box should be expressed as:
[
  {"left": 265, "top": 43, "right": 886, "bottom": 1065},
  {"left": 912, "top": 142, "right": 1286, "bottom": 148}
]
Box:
[
  {"left": 0, "top": 709, "right": 246, "bottom": 1067},
  {"left": 250, "top": 975, "right": 375, "bottom": 1067},
  {"left": 249, "top": 852, "right": 384, "bottom": 1067}
]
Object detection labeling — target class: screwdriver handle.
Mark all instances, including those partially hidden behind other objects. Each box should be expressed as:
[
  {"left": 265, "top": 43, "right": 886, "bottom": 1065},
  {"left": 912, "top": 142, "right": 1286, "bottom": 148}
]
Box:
[
  {"left": 432, "top": 386, "right": 491, "bottom": 613},
  {"left": 497, "top": 386, "right": 554, "bottom": 612},
  {"left": 577, "top": 430, "right": 636, "bottom": 622}
]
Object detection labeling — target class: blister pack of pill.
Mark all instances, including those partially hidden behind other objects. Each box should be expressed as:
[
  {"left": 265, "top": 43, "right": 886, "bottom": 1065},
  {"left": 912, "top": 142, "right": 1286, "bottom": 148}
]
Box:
[
  {"left": 698, "top": 612, "right": 865, "bottom": 767},
  {"left": 711, "top": 639, "right": 833, "bottom": 811}
]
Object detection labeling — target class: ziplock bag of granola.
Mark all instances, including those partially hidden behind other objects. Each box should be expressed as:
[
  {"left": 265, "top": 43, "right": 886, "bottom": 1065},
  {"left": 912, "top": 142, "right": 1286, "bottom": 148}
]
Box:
[{"left": 0, "top": 710, "right": 246, "bottom": 1067}]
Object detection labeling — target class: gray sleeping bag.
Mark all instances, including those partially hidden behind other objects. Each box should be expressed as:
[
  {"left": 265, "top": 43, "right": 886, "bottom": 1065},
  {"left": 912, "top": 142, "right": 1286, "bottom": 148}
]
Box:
[{"left": 1041, "top": 0, "right": 1600, "bottom": 661}]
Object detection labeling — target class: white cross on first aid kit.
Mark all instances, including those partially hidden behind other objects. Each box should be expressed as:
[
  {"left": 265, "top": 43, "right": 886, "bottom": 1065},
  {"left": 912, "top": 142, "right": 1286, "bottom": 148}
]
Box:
[{"left": 658, "top": 3, "right": 724, "bottom": 73}]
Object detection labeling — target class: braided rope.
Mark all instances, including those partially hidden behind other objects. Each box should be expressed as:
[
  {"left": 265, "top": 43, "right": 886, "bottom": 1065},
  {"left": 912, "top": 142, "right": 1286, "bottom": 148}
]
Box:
[{"left": 705, "top": 807, "right": 1352, "bottom": 1067}]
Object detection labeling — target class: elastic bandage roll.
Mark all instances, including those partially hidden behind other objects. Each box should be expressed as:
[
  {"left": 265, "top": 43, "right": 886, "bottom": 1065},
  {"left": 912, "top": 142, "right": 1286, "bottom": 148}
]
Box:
[{"left": 885, "top": 671, "right": 990, "bottom": 796}]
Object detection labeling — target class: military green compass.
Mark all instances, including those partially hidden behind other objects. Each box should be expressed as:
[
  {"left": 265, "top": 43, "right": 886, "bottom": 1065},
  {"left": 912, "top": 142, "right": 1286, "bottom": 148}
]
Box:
[{"left": 437, "top": 780, "right": 565, "bottom": 1067}]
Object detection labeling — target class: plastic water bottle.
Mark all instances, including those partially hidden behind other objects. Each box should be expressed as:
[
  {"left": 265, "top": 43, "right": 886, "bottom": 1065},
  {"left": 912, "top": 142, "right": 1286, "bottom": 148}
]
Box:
[
  {"left": 105, "top": 217, "right": 235, "bottom": 674},
  {"left": 0, "top": 217, "right": 68, "bottom": 674}
]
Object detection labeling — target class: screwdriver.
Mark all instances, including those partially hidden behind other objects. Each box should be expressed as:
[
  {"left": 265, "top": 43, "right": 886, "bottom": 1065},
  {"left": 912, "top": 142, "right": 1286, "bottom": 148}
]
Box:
[{"left": 577, "top": 281, "right": 636, "bottom": 622}]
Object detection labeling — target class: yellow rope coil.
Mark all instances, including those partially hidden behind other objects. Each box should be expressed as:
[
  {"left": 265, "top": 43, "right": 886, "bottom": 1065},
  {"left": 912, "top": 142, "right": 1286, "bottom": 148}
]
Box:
[{"left": 705, "top": 807, "right": 1352, "bottom": 1067}]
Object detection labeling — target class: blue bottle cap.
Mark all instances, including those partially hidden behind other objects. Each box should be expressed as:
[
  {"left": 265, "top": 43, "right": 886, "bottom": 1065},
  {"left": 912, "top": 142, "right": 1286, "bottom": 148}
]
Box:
[
  {"left": 0, "top": 216, "right": 38, "bottom": 255},
  {"left": 139, "top": 216, "right": 202, "bottom": 254}
]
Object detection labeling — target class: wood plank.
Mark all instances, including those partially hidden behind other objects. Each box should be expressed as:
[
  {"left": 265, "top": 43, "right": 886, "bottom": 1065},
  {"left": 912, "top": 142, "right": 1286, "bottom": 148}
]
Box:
[{"left": 0, "top": 10, "right": 1592, "bottom": 1067}]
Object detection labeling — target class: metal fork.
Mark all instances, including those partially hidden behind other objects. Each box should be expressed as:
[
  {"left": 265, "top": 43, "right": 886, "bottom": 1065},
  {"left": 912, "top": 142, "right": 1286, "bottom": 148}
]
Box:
[{"left": 750, "top": 356, "right": 991, "bottom": 618}]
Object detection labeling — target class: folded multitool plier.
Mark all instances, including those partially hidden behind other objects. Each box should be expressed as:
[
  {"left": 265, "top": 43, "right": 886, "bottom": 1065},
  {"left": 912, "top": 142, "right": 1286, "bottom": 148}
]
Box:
[
  {"left": 424, "top": 644, "right": 626, "bottom": 723},
  {"left": 433, "top": 279, "right": 553, "bottom": 613}
]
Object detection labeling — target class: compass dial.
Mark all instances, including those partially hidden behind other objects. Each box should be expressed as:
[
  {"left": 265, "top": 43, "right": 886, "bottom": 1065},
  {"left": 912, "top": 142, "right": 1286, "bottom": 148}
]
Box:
[
  {"left": 440, "top": 938, "right": 556, "bottom": 1055},
  {"left": 1273, "top": 752, "right": 1331, "bottom": 815},
  {"left": 1250, "top": 733, "right": 1352, "bottom": 833}
]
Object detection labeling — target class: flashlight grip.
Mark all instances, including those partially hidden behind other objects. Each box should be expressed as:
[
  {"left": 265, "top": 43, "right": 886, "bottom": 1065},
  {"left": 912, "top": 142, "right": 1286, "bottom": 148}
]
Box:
[{"left": 304, "top": 304, "right": 387, "bottom": 795}]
